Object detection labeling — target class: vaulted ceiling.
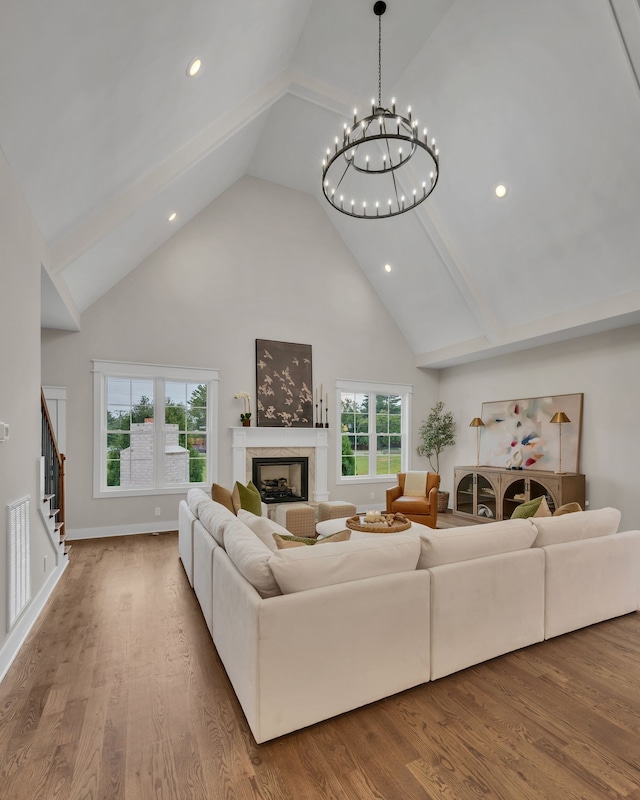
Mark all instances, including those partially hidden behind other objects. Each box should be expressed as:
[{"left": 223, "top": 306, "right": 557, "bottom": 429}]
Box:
[{"left": 3, "top": 0, "right": 640, "bottom": 367}]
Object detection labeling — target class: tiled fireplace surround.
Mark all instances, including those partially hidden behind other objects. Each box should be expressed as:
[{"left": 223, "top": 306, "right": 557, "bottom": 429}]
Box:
[{"left": 231, "top": 427, "right": 329, "bottom": 502}]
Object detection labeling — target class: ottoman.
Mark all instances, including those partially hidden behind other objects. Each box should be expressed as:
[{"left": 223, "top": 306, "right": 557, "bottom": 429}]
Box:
[
  {"left": 275, "top": 503, "right": 316, "bottom": 538},
  {"left": 317, "top": 500, "right": 357, "bottom": 522}
]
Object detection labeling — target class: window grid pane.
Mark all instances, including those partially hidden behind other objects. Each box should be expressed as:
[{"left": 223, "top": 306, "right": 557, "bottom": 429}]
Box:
[
  {"left": 339, "top": 389, "right": 406, "bottom": 480},
  {"left": 103, "top": 375, "right": 208, "bottom": 490}
]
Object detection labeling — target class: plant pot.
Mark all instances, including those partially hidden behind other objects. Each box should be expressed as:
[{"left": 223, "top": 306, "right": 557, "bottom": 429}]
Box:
[
  {"left": 437, "top": 491, "right": 449, "bottom": 513},
  {"left": 242, "top": 419, "right": 251, "bottom": 427}
]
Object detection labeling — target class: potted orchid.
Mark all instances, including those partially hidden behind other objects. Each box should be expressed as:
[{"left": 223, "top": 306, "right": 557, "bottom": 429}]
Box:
[{"left": 234, "top": 392, "right": 252, "bottom": 426}]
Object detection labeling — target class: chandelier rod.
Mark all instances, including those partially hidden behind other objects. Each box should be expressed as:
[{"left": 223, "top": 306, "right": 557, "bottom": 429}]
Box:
[{"left": 377, "top": 8, "right": 382, "bottom": 108}]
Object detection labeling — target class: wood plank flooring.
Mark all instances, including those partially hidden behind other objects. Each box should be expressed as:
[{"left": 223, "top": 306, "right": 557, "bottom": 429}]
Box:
[{"left": 1, "top": 532, "right": 639, "bottom": 799}]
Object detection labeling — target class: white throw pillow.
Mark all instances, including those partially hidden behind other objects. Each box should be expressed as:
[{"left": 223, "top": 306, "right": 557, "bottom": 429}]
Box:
[
  {"left": 268, "top": 534, "right": 420, "bottom": 594},
  {"left": 531, "top": 507, "right": 621, "bottom": 547},
  {"left": 417, "top": 519, "right": 537, "bottom": 569}
]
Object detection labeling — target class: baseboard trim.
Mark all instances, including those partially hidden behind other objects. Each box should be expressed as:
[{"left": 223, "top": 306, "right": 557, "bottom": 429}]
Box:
[
  {"left": 67, "top": 520, "right": 178, "bottom": 540},
  {"left": 0, "top": 559, "right": 68, "bottom": 684}
]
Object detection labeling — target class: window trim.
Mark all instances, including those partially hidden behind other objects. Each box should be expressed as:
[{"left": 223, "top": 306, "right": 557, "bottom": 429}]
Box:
[
  {"left": 93, "top": 360, "right": 219, "bottom": 498},
  {"left": 336, "top": 378, "right": 412, "bottom": 485}
]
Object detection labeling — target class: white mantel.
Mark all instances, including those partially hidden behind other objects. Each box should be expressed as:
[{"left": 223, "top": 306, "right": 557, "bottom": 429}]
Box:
[{"left": 231, "top": 426, "right": 329, "bottom": 502}]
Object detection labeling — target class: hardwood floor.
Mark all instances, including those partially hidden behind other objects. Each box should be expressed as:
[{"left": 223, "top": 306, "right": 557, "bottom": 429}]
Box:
[{"left": 1, "top": 532, "right": 639, "bottom": 799}]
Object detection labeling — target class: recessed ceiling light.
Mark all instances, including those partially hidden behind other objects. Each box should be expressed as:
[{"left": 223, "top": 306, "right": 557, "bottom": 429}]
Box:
[
  {"left": 168, "top": 212, "right": 177, "bottom": 222},
  {"left": 384, "top": 263, "right": 392, "bottom": 273},
  {"left": 495, "top": 184, "right": 508, "bottom": 198},
  {"left": 186, "top": 58, "right": 201, "bottom": 77}
]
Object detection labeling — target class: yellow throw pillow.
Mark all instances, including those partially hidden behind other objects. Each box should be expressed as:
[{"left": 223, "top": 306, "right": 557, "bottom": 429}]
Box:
[
  {"left": 211, "top": 483, "right": 236, "bottom": 514},
  {"left": 553, "top": 502, "right": 583, "bottom": 516},
  {"left": 273, "top": 530, "right": 351, "bottom": 549}
]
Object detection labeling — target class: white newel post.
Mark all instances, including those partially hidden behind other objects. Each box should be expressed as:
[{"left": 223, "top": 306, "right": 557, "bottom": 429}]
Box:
[{"left": 230, "top": 427, "right": 329, "bottom": 502}]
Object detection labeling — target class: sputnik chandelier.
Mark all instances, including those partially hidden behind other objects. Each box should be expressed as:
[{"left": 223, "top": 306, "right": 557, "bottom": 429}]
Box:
[{"left": 321, "top": 1, "right": 439, "bottom": 220}]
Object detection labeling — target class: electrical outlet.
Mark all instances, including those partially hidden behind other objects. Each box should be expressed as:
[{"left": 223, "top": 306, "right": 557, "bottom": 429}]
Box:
[
  {"left": 155, "top": 507, "right": 161, "bottom": 517},
  {"left": 584, "top": 499, "right": 589, "bottom": 507},
  {"left": 370, "top": 491, "right": 375, "bottom": 499}
]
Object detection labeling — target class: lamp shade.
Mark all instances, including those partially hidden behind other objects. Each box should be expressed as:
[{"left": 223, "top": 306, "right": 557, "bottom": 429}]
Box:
[
  {"left": 550, "top": 411, "right": 570, "bottom": 424},
  {"left": 469, "top": 417, "right": 485, "bottom": 428}
]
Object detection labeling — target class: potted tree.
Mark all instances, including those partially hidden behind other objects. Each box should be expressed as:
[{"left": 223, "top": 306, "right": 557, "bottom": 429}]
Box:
[{"left": 417, "top": 401, "right": 456, "bottom": 512}]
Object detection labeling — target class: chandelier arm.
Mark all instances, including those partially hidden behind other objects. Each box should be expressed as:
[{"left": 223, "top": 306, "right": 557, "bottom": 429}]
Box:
[{"left": 332, "top": 158, "right": 351, "bottom": 195}]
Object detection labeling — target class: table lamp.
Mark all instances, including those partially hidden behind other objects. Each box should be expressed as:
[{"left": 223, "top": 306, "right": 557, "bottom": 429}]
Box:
[
  {"left": 469, "top": 417, "right": 485, "bottom": 467},
  {"left": 550, "top": 411, "right": 570, "bottom": 474}
]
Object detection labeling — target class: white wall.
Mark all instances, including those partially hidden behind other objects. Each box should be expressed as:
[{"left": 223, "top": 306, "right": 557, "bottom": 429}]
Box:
[
  {"left": 436, "top": 323, "right": 640, "bottom": 531},
  {"left": 41, "top": 177, "right": 439, "bottom": 535},
  {"left": 0, "top": 147, "right": 61, "bottom": 675}
]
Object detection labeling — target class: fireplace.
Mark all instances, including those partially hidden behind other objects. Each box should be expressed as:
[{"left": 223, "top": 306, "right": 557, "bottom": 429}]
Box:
[
  {"left": 252, "top": 457, "right": 308, "bottom": 504},
  {"left": 231, "top": 426, "right": 329, "bottom": 503}
]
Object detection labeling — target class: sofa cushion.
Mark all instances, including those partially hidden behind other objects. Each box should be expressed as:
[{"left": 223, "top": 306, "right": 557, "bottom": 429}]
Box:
[
  {"left": 237, "top": 510, "right": 290, "bottom": 553},
  {"left": 416, "top": 519, "right": 537, "bottom": 569},
  {"left": 197, "top": 496, "right": 236, "bottom": 547},
  {"left": 222, "top": 517, "right": 281, "bottom": 598},
  {"left": 273, "top": 530, "right": 351, "bottom": 549},
  {"left": 268, "top": 534, "right": 420, "bottom": 594},
  {"left": 531, "top": 507, "right": 621, "bottom": 547},
  {"left": 211, "top": 483, "right": 236, "bottom": 514},
  {"left": 187, "top": 487, "right": 212, "bottom": 516},
  {"left": 232, "top": 481, "right": 262, "bottom": 515},
  {"left": 511, "top": 495, "right": 544, "bottom": 519}
]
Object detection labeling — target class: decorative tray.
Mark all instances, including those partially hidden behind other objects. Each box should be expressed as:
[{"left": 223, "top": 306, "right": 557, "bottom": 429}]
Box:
[{"left": 345, "top": 513, "right": 411, "bottom": 533}]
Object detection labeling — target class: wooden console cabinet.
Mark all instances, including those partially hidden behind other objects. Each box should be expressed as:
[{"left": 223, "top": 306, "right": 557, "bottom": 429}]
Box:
[{"left": 453, "top": 466, "right": 585, "bottom": 523}]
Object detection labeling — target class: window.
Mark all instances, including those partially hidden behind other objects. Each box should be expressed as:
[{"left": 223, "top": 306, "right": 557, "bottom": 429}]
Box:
[
  {"left": 93, "top": 361, "right": 219, "bottom": 497},
  {"left": 337, "top": 379, "right": 411, "bottom": 483}
]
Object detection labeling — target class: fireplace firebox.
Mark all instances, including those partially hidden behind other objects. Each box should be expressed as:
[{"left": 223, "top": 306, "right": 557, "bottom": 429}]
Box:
[{"left": 252, "top": 457, "right": 309, "bottom": 504}]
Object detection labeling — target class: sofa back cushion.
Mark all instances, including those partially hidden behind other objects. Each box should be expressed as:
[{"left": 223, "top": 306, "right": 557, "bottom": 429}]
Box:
[
  {"left": 417, "top": 519, "right": 537, "bottom": 569},
  {"left": 268, "top": 534, "right": 420, "bottom": 594},
  {"left": 196, "top": 496, "right": 236, "bottom": 547},
  {"left": 187, "top": 488, "right": 212, "bottom": 516},
  {"left": 222, "top": 517, "right": 281, "bottom": 598},
  {"left": 531, "top": 507, "right": 621, "bottom": 547},
  {"left": 237, "top": 509, "right": 291, "bottom": 553}
]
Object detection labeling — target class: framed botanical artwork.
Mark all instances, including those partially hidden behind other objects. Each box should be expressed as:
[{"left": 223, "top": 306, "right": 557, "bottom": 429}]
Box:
[
  {"left": 479, "top": 393, "right": 583, "bottom": 473},
  {"left": 255, "top": 339, "right": 313, "bottom": 427}
]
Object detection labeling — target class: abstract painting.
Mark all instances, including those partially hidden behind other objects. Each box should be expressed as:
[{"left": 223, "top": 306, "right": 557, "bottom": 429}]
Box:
[
  {"left": 479, "top": 393, "right": 583, "bottom": 473},
  {"left": 255, "top": 339, "right": 313, "bottom": 427}
]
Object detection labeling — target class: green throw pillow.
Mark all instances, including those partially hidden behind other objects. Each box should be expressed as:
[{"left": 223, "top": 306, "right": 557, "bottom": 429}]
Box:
[
  {"left": 273, "top": 530, "right": 351, "bottom": 549},
  {"left": 511, "top": 495, "right": 544, "bottom": 520},
  {"left": 232, "top": 480, "right": 262, "bottom": 516}
]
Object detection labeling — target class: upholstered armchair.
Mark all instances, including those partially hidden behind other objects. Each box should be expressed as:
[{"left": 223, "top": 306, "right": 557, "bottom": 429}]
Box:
[{"left": 386, "top": 472, "right": 441, "bottom": 528}]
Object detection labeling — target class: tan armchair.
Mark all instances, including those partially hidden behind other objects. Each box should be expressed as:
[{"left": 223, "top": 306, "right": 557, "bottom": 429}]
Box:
[{"left": 386, "top": 472, "right": 441, "bottom": 528}]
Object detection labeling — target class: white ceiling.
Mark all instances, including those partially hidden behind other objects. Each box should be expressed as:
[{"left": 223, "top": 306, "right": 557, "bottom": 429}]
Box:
[{"left": 3, "top": 0, "right": 640, "bottom": 366}]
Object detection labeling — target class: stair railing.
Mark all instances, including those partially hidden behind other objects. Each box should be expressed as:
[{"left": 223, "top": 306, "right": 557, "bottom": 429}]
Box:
[{"left": 41, "top": 389, "right": 65, "bottom": 535}]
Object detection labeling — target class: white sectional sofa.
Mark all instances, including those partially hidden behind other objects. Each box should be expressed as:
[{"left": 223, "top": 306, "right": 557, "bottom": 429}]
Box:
[{"left": 178, "top": 490, "right": 640, "bottom": 743}]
